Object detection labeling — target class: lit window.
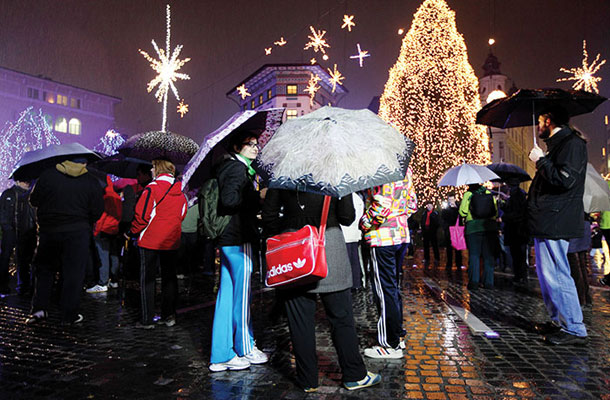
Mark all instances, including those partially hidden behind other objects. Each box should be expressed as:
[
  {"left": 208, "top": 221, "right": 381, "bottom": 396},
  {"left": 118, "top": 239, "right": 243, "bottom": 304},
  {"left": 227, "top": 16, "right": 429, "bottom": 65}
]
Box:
[
  {"left": 68, "top": 118, "right": 81, "bottom": 135},
  {"left": 44, "top": 92, "right": 55, "bottom": 104},
  {"left": 243, "top": 104, "right": 247, "bottom": 111},
  {"left": 27, "top": 88, "right": 39, "bottom": 100},
  {"left": 286, "top": 84, "right": 297, "bottom": 95},
  {"left": 250, "top": 99, "right": 255, "bottom": 109},
  {"left": 258, "top": 94, "right": 263, "bottom": 104},
  {"left": 267, "top": 89, "right": 272, "bottom": 100},
  {"left": 55, "top": 116, "right": 67, "bottom": 133},
  {"left": 70, "top": 98, "right": 81, "bottom": 109},
  {"left": 56, "top": 94, "right": 68, "bottom": 106},
  {"left": 43, "top": 114, "right": 53, "bottom": 129},
  {"left": 286, "top": 109, "right": 298, "bottom": 119}
]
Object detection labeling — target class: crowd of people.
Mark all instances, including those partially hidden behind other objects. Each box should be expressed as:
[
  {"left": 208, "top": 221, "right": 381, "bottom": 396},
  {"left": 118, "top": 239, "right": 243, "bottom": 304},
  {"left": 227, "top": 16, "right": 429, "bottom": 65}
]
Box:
[{"left": 0, "top": 106, "right": 608, "bottom": 391}]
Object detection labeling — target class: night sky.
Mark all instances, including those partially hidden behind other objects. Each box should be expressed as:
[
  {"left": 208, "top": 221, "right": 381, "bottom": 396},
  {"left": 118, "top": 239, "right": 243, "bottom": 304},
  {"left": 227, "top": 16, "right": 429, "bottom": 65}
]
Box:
[{"left": 1, "top": 0, "right": 608, "bottom": 167}]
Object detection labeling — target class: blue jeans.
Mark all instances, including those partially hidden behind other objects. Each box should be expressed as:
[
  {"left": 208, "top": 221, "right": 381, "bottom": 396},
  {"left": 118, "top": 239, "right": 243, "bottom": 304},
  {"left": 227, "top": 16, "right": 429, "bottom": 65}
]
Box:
[
  {"left": 94, "top": 235, "right": 119, "bottom": 285},
  {"left": 534, "top": 239, "right": 587, "bottom": 337}
]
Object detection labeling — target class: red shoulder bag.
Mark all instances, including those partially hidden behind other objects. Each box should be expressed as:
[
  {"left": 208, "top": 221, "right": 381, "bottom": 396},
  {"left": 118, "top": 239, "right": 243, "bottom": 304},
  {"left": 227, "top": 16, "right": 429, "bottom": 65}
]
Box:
[{"left": 265, "top": 196, "right": 331, "bottom": 288}]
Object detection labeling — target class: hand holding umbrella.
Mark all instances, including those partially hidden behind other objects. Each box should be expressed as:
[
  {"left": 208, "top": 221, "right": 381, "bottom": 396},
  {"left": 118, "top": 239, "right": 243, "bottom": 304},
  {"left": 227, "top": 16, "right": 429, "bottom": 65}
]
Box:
[{"left": 528, "top": 144, "right": 545, "bottom": 163}]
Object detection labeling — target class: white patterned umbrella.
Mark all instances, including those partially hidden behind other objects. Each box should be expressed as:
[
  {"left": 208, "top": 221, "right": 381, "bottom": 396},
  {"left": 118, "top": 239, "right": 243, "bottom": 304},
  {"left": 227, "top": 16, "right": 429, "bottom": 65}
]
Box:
[{"left": 118, "top": 131, "right": 199, "bottom": 165}]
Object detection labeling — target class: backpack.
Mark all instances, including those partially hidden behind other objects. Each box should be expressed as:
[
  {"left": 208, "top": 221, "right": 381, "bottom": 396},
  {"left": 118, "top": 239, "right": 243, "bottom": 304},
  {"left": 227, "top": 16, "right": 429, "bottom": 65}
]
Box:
[
  {"left": 469, "top": 191, "right": 495, "bottom": 219},
  {"left": 197, "top": 178, "right": 230, "bottom": 240}
]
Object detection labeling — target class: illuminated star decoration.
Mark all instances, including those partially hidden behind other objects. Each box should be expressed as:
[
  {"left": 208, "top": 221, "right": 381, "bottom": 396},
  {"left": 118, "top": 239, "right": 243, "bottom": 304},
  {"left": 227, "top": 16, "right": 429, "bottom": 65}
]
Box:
[
  {"left": 264, "top": 47, "right": 272, "bottom": 55},
  {"left": 327, "top": 64, "right": 345, "bottom": 93},
  {"left": 139, "top": 4, "right": 191, "bottom": 132},
  {"left": 236, "top": 84, "right": 251, "bottom": 99},
  {"left": 310, "top": 58, "right": 317, "bottom": 65},
  {"left": 177, "top": 99, "right": 189, "bottom": 118},
  {"left": 557, "top": 40, "right": 606, "bottom": 94},
  {"left": 341, "top": 15, "right": 355, "bottom": 32},
  {"left": 274, "top": 37, "right": 287, "bottom": 46},
  {"left": 304, "top": 74, "right": 321, "bottom": 106},
  {"left": 304, "top": 26, "right": 330, "bottom": 54},
  {"left": 350, "top": 43, "right": 370, "bottom": 67}
]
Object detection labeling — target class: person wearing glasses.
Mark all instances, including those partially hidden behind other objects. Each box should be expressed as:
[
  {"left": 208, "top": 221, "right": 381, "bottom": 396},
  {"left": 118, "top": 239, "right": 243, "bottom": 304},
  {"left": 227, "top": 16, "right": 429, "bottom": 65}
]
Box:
[{"left": 209, "top": 130, "right": 268, "bottom": 372}]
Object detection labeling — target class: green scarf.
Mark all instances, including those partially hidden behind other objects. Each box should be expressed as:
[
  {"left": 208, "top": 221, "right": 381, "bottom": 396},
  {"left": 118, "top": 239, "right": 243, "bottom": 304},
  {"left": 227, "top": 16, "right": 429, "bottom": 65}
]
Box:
[{"left": 236, "top": 154, "right": 256, "bottom": 177}]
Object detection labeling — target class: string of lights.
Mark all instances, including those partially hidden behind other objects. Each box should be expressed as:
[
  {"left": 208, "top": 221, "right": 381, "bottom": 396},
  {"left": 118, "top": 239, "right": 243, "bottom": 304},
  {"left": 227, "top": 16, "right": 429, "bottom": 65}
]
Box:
[{"left": 378, "top": 0, "right": 491, "bottom": 203}]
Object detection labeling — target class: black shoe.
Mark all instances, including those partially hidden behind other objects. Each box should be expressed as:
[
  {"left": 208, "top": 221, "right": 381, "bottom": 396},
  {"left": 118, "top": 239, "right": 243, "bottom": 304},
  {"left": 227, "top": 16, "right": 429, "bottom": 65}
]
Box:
[
  {"left": 25, "top": 310, "right": 48, "bottom": 325},
  {"left": 544, "top": 331, "right": 587, "bottom": 346},
  {"left": 599, "top": 277, "right": 610, "bottom": 287},
  {"left": 467, "top": 282, "right": 479, "bottom": 291},
  {"left": 534, "top": 322, "right": 561, "bottom": 335}
]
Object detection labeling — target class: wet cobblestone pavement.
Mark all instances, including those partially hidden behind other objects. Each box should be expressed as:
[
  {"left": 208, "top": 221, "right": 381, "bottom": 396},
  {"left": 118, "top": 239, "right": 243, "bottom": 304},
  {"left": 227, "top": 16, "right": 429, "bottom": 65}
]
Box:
[{"left": 1, "top": 252, "right": 609, "bottom": 399}]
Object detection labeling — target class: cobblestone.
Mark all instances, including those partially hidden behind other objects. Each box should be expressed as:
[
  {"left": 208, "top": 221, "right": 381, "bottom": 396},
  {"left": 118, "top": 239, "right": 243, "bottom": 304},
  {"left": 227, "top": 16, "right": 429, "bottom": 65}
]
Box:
[{"left": 0, "top": 253, "right": 608, "bottom": 399}]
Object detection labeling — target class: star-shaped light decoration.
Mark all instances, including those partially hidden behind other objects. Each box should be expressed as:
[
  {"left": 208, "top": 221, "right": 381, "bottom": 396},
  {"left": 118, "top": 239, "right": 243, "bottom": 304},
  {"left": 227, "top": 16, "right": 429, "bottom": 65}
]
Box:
[
  {"left": 327, "top": 64, "right": 344, "bottom": 93},
  {"left": 557, "top": 40, "right": 606, "bottom": 94},
  {"left": 341, "top": 15, "right": 355, "bottom": 32},
  {"left": 274, "top": 37, "right": 287, "bottom": 46},
  {"left": 264, "top": 47, "right": 272, "bottom": 55},
  {"left": 139, "top": 4, "right": 191, "bottom": 132},
  {"left": 310, "top": 58, "right": 317, "bottom": 65},
  {"left": 304, "top": 26, "right": 330, "bottom": 54},
  {"left": 349, "top": 43, "right": 370, "bottom": 68},
  {"left": 236, "top": 84, "right": 251, "bottom": 99},
  {"left": 304, "top": 73, "right": 321, "bottom": 106},
  {"left": 177, "top": 99, "right": 189, "bottom": 118}
]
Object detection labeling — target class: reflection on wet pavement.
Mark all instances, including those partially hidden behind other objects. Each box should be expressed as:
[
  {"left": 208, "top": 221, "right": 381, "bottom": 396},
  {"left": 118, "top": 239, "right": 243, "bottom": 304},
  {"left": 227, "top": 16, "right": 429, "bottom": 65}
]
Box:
[{"left": 0, "top": 251, "right": 608, "bottom": 399}]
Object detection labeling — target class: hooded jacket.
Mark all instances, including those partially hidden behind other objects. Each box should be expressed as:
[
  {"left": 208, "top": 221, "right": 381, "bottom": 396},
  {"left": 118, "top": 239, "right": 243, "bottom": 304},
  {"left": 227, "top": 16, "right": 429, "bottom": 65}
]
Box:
[
  {"left": 29, "top": 161, "right": 104, "bottom": 233},
  {"left": 130, "top": 173, "right": 187, "bottom": 250},
  {"left": 527, "top": 126, "right": 587, "bottom": 239},
  {"left": 0, "top": 185, "right": 36, "bottom": 235},
  {"left": 94, "top": 176, "right": 122, "bottom": 236}
]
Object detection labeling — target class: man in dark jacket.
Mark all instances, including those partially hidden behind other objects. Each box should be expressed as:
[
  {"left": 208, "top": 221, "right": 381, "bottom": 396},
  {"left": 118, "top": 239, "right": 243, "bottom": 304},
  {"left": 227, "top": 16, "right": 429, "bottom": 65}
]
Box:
[
  {"left": 527, "top": 106, "right": 588, "bottom": 346},
  {"left": 0, "top": 180, "right": 36, "bottom": 295},
  {"left": 26, "top": 157, "right": 104, "bottom": 325},
  {"left": 421, "top": 202, "right": 440, "bottom": 265},
  {"left": 440, "top": 193, "right": 463, "bottom": 270},
  {"left": 502, "top": 179, "right": 529, "bottom": 285}
]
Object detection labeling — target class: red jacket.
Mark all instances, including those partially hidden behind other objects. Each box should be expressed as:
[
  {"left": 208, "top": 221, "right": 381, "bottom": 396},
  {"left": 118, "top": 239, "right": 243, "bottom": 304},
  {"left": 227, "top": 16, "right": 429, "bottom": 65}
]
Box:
[
  {"left": 94, "top": 176, "right": 122, "bottom": 236},
  {"left": 130, "top": 174, "right": 187, "bottom": 250}
]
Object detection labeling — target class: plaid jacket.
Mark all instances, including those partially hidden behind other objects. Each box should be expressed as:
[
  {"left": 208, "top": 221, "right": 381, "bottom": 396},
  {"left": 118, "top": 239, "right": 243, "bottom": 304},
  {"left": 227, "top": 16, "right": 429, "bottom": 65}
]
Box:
[{"left": 360, "top": 169, "right": 417, "bottom": 247}]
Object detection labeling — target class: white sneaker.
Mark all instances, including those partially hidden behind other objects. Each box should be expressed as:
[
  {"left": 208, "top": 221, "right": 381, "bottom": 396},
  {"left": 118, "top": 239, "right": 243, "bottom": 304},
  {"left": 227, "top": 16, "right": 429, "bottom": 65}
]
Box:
[
  {"left": 209, "top": 355, "right": 251, "bottom": 372},
  {"left": 364, "top": 345, "right": 403, "bottom": 359},
  {"left": 86, "top": 284, "right": 108, "bottom": 293},
  {"left": 399, "top": 339, "right": 406, "bottom": 349},
  {"left": 108, "top": 281, "right": 119, "bottom": 289},
  {"left": 245, "top": 346, "right": 268, "bottom": 364}
]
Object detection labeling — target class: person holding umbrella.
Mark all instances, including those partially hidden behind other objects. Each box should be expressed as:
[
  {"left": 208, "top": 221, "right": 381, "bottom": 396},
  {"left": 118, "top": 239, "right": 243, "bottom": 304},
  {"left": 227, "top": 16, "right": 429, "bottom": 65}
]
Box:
[
  {"left": 527, "top": 106, "right": 588, "bottom": 346},
  {"left": 209, "top": 130, "right": 268, "bottom": 372}
]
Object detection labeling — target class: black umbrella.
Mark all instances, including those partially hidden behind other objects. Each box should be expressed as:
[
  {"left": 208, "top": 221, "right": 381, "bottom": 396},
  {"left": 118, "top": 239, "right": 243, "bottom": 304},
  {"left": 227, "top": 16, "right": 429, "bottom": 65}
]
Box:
[
  {"left": 476, "top": 88, "right": 606, "bottom": 129},
  {"left": 118, "top": 131, "right": 199, "bottom": 165},
  {"left": 10, "top": 142, "right": 101, "bottom": 181},
  {"left": 487, "top": 162, "right": 531, "bottom": 182},
  {"left": 93, "top": 154, "right": 152, "bottom": 179}
]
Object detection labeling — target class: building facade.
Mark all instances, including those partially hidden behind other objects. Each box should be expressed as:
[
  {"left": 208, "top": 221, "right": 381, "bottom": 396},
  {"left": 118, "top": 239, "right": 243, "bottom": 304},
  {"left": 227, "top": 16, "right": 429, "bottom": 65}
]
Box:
[
  {"left": 227, "top": 64, "right": 348, "bottom": 120},
  {"left": 0, "top": 66, "right": 121, "bottom": 149}
]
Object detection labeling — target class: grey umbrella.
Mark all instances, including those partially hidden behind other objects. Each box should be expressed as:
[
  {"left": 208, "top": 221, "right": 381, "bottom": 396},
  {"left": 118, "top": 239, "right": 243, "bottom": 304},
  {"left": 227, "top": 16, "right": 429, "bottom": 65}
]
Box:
[{"left": 584, "top": 163, "right": 610, "bottom": 213}]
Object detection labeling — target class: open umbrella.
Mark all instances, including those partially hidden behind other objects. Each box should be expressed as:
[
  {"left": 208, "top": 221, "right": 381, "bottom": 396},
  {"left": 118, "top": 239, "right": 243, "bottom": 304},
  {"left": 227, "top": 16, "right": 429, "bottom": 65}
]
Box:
[
  {"left": 181, "top": 108, "right": 284, "bottom": 191},
  {"left": 257, "top": 106, "right": 414, "bottom": 197},
  {"left": 437, "top": 164, "right": 500, "bottom": 187},
  {"left": 584, "top": 163, "right": 610, "bottom": 213},
  {"left": 476, "top": 88, "right": 607, "bottom": 145},
  {"left": 487, "top": 162, "right": 531, "bottom": 182},
  {"left": 92, "top": 154, "right": 152, "bottom": 179},
  {"left": 10, "top": 142, "right": 101, "bottom": 181},
  {"left": 118, "top": 131, "right": 199, "bottom": 165}
]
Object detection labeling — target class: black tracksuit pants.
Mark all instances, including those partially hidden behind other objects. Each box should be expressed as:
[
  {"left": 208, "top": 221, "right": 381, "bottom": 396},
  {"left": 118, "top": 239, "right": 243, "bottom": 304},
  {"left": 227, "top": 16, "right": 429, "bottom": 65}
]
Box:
[
  {"left": 32, "top": 229, "right": 90, "bottom": 323},
  {"left": 283, "top": 289, "right": 366, "bottom": 389},
  {"left": 139, "top": 248, "right": 178, "bottom": 324}
]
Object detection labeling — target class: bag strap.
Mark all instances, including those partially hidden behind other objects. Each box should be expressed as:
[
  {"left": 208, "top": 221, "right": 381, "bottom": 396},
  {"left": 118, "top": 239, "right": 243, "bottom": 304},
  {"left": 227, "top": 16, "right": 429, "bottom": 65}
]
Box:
[
  {"left": 454, "top": 216, "right": 461, "bottom": 227},
  {"left": 318, "top": 195, "right": 331, "bottom": 240}
]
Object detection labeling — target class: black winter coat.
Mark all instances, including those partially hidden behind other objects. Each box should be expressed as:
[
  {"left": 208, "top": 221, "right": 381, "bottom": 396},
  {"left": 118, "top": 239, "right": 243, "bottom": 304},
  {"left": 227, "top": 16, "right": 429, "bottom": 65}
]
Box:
[
  {"left": 0, "top": 185, "right": 36, "bottom": 234},
  {"left": 502, "top": 186, "right": 528, "bottom": 246},
  {"left": 216, "top": 157, "right": 260, "bottom": 246},
  {"left": 527, "top": 126, "right": 587, "bottom": 239}
]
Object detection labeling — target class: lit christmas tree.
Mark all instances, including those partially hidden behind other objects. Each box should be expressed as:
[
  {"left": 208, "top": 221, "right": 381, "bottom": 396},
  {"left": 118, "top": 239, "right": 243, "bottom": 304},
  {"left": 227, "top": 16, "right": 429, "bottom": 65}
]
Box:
[
  {"left": 94, "top": 129, "right": 126, "bottom": 156},
  {"left": 0, "top": 107, "right": 61, "bottom": 191},
  {"left": 378, "top": 0, "right": 490, "bottom": 203}
]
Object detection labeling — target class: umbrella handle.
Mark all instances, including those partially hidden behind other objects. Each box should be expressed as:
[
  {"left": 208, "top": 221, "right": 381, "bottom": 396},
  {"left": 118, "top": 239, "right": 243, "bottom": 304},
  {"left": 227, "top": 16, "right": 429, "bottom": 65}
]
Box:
[{"left": 532, "top": 102, "right": 537, "bottom": 147}]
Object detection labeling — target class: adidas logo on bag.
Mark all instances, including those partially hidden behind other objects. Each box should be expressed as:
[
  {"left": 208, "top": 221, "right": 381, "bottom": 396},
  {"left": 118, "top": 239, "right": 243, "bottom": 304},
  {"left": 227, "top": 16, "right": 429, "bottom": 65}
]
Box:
[{"left": 267, "top": 258, "right": 307, "bottom": 278}]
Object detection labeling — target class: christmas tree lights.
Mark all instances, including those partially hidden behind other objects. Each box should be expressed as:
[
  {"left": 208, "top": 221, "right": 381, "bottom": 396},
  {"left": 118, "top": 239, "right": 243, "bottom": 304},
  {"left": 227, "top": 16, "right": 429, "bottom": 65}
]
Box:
[
  {"left": 557, "top": 40, "right": 605, "bottom": 94},
  {"left": 0, "top": 107, "right": 61, "bottom": 190},
  {"left": 94, "top": 129, "right": 125, "bottom": 156},
  {"left": 139, "top": 4, "right": 191, "bottom": 132},
  {"left": 378, "top": 0, "right": 491, "bottom": 203}
]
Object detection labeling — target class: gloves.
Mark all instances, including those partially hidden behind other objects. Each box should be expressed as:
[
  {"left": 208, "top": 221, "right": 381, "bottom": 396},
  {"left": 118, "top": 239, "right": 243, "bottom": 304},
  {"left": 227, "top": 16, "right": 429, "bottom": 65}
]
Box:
[{"left": 529, "top": 145, "right": 545, "bottom": 163}]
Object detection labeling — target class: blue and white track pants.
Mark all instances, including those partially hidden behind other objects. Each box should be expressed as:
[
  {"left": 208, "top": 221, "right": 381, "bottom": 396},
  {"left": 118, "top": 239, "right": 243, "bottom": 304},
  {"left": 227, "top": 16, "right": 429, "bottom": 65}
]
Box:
[{"left": 210, "top": 243, "right": 255, "bottom": 363}]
